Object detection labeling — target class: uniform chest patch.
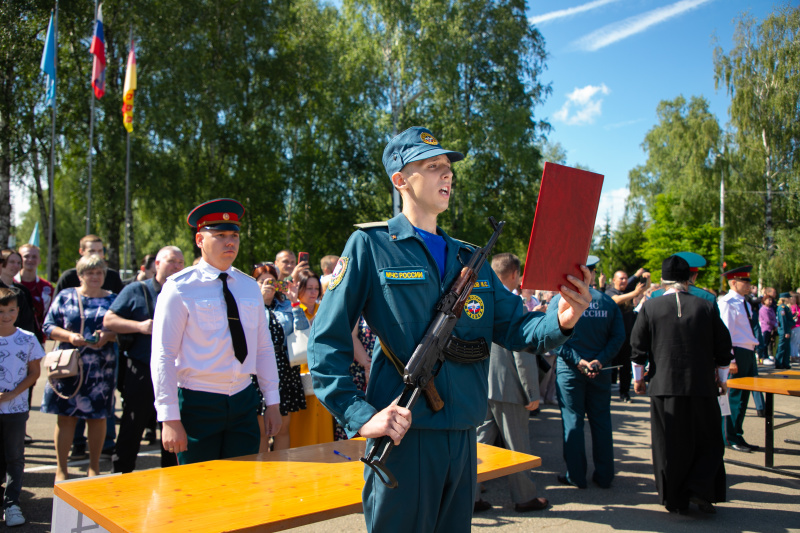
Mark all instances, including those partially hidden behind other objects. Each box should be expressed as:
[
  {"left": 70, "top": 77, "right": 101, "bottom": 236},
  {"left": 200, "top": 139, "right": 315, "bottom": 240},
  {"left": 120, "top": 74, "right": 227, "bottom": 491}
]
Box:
[
  {"left": 472, "top": 280, "right": 490, "bottom": 289},
  {"left": 464, "top": 295, "right": 484, "bottom": 319},
  {"left": 327, "top": 257, "right": 349, "bottom": 291},
  {"left": 384, "top": 269, "right": 426, "bottom": 282}
]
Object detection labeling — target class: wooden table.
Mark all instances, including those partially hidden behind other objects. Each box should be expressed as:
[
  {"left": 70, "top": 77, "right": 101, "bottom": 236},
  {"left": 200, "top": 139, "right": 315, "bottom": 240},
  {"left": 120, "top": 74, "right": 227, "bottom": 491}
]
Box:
[
  {"left": 52, "top": 439, "right": 540, "bottom": 532},
  {"left": 726, "top": 372, "right": 800, "bottom": 479}
]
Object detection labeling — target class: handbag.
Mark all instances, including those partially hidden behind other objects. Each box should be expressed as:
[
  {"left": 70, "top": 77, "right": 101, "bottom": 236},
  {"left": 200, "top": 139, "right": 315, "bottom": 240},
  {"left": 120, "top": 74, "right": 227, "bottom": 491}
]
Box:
[
  {"left": 300, "top": 372, "right": 315, "bottom": 396},
  {"left": 287, "top": 327, "right": 309, "bottom": 367},
  {"left": 44, "top": 290, "right": 86, "bottom": 400},
  {"left": 117, "top": 282, "right": 151, "bottom": 352}
]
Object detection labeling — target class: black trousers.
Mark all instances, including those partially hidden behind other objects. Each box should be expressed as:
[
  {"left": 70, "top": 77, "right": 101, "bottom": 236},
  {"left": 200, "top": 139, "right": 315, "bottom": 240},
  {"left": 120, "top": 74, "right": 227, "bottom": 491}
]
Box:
[{"left": 113, "top": 358, "right": 177, "bottom": 473}]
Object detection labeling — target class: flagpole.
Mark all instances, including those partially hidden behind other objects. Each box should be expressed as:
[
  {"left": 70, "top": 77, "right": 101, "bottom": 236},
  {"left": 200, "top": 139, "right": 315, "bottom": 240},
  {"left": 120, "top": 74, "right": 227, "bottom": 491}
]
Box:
[
  {"left": 86, "top": 0, "right": 98, "bottom": 235},
  {"left": 123, "top": 26, "right": 133, "bottom": 277},
  {"left": 46, "top": 2, "right": 58, "bottom": 282}
]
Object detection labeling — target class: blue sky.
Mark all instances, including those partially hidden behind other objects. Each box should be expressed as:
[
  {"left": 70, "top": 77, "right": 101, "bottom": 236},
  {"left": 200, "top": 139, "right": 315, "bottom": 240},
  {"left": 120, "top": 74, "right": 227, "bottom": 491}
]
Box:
[{"left": 527, "top": 0, "right": 779, "bottom": 230}]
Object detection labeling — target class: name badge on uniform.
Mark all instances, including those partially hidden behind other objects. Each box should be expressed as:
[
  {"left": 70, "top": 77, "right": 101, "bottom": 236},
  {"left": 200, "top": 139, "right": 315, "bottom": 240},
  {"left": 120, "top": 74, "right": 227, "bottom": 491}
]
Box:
[
  {"left": 383, "top": 269, "right": 426, "bottom": 283},
  {"left": 472, "top": 279, "right": 491, "bottom": 290}
]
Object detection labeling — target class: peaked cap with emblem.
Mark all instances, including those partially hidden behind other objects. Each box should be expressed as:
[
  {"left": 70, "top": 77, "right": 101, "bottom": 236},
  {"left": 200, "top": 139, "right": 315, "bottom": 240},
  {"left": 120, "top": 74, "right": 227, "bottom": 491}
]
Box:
[
  {"left": 674, "top": 251, "right": 706, "bottom": 272},
  {"left": 187, "top": 198, "right": 244, "bottom": 231},
  {"left": 586, "top": 255, "right": 600, "bottom": 270},
  {"left": 779, "top": 292, "right": 791, "bottom": 299},
  {"left": 724, "top": 265, "right": 752, "bottom": 283},
  {"left": 382, "top": 126, "right": 464, "bottom": 178}
]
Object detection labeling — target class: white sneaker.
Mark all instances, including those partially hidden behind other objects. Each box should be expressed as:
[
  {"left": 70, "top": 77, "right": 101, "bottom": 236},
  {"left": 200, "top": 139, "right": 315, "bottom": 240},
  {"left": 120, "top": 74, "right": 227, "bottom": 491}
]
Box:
[
  {"left": 4, "top": 505, "right": 25, "bottom": 527},
  {"left": 763, "top": 358, "right": 775, "bottom": 366}
]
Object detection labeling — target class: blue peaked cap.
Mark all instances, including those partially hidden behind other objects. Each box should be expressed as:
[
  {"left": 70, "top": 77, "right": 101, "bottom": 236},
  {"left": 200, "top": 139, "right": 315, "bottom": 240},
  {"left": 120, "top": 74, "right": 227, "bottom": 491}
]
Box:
[{"left": 382, "top": 127, "right": 464, "bottom": 178}]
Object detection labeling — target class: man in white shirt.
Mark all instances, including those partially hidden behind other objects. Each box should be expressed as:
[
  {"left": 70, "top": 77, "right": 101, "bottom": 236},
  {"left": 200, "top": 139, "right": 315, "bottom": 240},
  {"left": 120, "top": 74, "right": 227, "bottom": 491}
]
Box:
[
  {"left": 718, "top": 265, "right": 759, "bottom": 453},
  {"left": 151, "top": 198, "right": 281, "bottom": 464}
]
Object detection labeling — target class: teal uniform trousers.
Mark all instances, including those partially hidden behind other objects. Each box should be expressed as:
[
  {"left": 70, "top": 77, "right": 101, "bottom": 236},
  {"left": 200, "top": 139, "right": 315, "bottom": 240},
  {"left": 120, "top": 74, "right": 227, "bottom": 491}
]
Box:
[{"left": 723, "top": 346, "right": 756, "bottom": 446}]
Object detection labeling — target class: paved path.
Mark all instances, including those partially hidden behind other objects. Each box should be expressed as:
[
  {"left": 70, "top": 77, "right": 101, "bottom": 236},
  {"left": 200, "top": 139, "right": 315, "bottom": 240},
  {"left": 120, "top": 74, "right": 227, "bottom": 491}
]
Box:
[{"left": 16, "top": 368, "right": 800, "bottom": 532}]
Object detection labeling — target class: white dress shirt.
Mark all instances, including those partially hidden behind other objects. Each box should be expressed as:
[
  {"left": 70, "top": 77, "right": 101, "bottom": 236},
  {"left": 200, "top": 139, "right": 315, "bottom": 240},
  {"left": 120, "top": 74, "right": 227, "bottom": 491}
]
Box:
[
  {"left": 151, "top": 259, "right": 280, "bottom": 422},
  {"left": 718, "top": 290, "right": 759, "bottom": 351}
]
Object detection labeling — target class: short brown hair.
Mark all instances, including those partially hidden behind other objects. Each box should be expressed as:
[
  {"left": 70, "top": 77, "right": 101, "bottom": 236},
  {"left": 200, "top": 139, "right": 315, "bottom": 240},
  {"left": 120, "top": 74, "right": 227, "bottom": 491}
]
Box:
[
  {"left": 491, "top": 253, "right": 520, "bottom": 279},
  {"left": 79, "top": 234, "right": 103, "bottom": 252},
  {"left": 0, "top": 249, "right": 21, "bottom": 268},
  {"left": 76, "top": 255, "right": 107, "bottom": 277},
  {"left": 0, "top": 287, "right": 19, "bottom": 307}
]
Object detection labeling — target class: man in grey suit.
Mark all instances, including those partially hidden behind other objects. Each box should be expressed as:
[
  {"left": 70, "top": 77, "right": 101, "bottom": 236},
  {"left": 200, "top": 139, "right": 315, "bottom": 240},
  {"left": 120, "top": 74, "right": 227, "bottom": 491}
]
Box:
[{"left": 474, "top": 253, "right": 548, "bottom": 513}]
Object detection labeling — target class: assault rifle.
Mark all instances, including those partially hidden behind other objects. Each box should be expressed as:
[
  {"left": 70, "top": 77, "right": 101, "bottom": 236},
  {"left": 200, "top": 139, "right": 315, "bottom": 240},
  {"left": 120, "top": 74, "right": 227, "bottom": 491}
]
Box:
[{"left": 361, "top": 216, "right": 505, "bottom": 488}]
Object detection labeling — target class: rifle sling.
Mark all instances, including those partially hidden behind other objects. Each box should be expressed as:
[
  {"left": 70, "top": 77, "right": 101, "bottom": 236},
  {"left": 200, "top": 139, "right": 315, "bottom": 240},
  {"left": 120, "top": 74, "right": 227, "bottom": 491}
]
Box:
[{"left": 378, "top": 338, "right": 444, "bottom": 412}]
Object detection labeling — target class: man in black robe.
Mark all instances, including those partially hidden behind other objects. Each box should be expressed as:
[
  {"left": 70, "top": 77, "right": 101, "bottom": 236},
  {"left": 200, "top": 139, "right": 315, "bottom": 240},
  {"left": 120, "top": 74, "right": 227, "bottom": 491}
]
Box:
[{"left": 631, "top": 255, "right": 732, "bottom": 515}]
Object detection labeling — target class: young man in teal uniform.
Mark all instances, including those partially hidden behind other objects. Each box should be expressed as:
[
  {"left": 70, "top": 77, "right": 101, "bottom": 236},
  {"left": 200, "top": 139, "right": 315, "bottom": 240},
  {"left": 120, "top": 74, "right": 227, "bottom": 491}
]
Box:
[
  {"left": 650, "top": 252, "right": 717, "bottom": 306},
  {"left": 775, "top": 292, "right": 796, "bottom": 369},
  {"left": 308, "top": 127, "right": 592, "bottom": 532},
  {"left": 551, "top": 256, "right": 625, "bottom": 489}
]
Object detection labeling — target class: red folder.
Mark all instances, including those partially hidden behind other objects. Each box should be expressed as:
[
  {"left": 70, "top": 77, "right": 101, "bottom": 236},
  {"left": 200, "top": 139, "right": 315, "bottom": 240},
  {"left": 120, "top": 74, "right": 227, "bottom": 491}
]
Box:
[{"left": 520, "top": 162, "right": 604, "bottom": 291}]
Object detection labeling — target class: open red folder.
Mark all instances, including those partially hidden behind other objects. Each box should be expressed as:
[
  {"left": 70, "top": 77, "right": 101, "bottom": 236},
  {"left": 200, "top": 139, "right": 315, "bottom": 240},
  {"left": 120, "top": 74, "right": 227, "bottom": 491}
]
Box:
[{"left": 520, "top": 162, "right": 604, "bottom": 291}]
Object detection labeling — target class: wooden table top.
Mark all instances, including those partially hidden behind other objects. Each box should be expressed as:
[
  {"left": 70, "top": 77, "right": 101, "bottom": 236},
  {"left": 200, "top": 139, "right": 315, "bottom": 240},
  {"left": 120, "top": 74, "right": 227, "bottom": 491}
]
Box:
[
  {"left": 727, "top": 375, "right": 800, "bottom": 396},
  {"left": 54, "top": 439, "right": 541, "bottom": 533}
]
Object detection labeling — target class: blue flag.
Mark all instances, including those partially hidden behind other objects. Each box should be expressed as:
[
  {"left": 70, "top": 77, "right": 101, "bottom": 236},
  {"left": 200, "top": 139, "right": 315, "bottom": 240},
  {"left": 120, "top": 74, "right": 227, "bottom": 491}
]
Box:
[{"left": 40, "top": 12, "right": 56, "bottom": 107}]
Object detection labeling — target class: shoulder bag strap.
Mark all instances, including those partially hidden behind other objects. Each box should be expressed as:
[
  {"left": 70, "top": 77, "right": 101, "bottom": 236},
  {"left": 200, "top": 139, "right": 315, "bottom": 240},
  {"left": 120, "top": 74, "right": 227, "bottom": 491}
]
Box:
[
  {"left": 140, "top": 281, "right": 152, "bottom": 318},
  {"left": 76, "top": 289, "right": 86, "bottom": 338}
]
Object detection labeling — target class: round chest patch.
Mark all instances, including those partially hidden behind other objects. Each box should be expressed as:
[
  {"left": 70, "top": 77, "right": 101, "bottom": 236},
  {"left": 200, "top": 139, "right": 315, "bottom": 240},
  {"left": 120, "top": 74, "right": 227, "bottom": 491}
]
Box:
[
  {"left": 464, "top": 295, "right": 484, "bottom": 320},
  {"left": 327, "top": 257, "right": 349, "bottom": 291},
  {"left": 420, "top": 132, "right": 438, "bottom": 146}
]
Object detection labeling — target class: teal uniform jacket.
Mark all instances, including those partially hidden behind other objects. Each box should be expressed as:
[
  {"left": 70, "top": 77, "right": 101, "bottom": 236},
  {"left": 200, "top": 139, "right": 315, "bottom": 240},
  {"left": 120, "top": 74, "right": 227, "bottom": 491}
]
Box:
[
  {"left": 777, "top": 303, "right": 796, "bottom": 337},
  {"left": 776, "top": 303, "right": 795, "bottom": 368},
  {"left": 550, "top": 289, "right": 625, "bottom": 371},
  {"left": 651, "top": 284, "right": 718, "bottom": 308},
  {"left": 308, "top": 213, "right": 571, "bottom": 436}
]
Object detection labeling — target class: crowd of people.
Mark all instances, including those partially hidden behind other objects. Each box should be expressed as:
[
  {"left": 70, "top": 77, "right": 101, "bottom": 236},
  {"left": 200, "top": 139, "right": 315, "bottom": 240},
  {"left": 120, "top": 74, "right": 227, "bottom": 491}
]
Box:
[{"left": 0, "top": 127, "right": 798, "bottom": 530}]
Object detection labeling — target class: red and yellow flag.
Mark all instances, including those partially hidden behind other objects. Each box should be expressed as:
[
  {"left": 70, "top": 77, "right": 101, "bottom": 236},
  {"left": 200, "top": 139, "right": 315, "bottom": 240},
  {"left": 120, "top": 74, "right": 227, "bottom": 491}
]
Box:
[{"left": 122, "top": 40, "right": 136, "bottom": 132}]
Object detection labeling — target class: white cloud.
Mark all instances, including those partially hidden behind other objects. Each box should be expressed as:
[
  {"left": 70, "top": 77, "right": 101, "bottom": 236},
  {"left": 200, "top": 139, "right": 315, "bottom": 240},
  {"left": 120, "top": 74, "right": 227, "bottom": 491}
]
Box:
[
  {"left": 574, "top": 0, "right": 714, "bottom": 52},
  {"left": 529, "top": 0, "right": 623, "bottom": 26},
  {"left": 552, "top": 83, "right": 610, "bottom": 125},
  {"left": 595, "top": 187, "right": 629, "bottom": 230}
]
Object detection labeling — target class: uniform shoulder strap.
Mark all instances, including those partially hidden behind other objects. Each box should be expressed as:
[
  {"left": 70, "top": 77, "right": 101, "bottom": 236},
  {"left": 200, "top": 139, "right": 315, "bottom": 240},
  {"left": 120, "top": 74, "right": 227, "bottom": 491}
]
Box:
[{"left": 354, "top": 221, "right": 389, "bottom": 230}]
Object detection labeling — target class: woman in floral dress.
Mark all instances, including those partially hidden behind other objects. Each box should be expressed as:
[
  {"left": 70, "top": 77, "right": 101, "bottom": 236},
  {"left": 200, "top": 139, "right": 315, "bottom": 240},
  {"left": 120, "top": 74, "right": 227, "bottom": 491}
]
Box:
[{"left": 42, "top": 256, "right": 117, "bottom": 480}]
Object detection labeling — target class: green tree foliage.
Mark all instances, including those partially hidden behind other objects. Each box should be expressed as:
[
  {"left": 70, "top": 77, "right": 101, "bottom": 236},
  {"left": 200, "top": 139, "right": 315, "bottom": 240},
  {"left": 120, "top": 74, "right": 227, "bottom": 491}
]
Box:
[
  {"left": 7, "top": 0, "right": 552, "bottom": 277},
  {"left": 637, "top": 194, "right": 727, "bottom": 291},
  {"left": 714, "top": 3, "right": 800, "bottom": 284},
  {"left": 627, "top": 95, "right": 722, "bottom": 224}
]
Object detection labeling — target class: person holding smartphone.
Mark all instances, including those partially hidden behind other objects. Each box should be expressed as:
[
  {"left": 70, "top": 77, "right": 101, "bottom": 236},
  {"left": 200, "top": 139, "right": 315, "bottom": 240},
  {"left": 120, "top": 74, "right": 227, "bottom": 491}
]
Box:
[{"left": 41, "top": 255, "right": 118, "bottom": 481}]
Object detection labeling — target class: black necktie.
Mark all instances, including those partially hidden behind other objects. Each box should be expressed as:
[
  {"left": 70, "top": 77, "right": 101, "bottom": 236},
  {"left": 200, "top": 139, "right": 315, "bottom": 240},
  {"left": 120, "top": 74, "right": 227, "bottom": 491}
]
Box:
[
  {"left": 219, "top": 273, "right": 248, "bottom": 363},
  {"left": 743, "top": 298, "right": 752, "bottom": 321}
]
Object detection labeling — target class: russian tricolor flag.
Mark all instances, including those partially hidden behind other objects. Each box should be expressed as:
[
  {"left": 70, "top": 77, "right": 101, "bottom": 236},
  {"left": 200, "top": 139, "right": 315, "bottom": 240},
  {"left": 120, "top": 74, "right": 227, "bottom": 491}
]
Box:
[{"left": 90, "top": 3, "right": 105, "bottom": 99}]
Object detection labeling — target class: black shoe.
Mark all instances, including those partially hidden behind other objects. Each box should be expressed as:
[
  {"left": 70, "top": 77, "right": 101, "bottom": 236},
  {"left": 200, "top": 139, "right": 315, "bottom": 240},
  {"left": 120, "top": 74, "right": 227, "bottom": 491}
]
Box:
[
  {"left": 666, "top": 504, "right": 689, "bottom": 514},
  {"left": 742, "top": 442, "right": 760, "bottom": 451},
  {"left": 473, "top": 499, "right": 492, "bottom": 513},
  {"left": 557, "top": 474, "right": 585, "bottom": 489},
  {"left": 515, "top": 497, "right": 549, "bottom": 512},
  {"left": 23, "top": 434, "right": 33, "bottom": 446},
  {"left": 756, "top": 409, "right": 765, "bottom": 418},
  {"left": 690, "top": 495, "right": 716, "bottom": 514},
  {"left": 143, "top": 429, "right": 157, "bottom": 445},
  {"left": 69, "top": 445, "right": 87, "bottom": 461},
  {"left": 620, "top": 393, "right": 631, "bottom": 403},
  {"left": 730, "top": 443, "right": 751, "bottom": 453}
]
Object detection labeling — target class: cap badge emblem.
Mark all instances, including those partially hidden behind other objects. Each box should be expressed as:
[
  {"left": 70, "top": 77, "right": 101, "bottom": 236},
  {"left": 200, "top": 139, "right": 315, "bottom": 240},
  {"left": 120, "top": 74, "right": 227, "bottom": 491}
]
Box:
[
  {"left": 223, "top": 213, "right": 230, "bottom": 220},
  {"left": 420, "top": 133, "right": 438, "bottom": 146}
]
